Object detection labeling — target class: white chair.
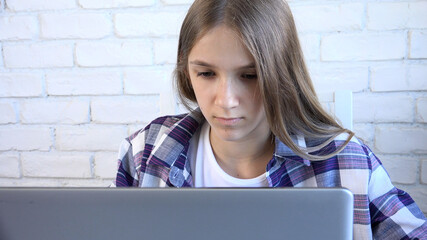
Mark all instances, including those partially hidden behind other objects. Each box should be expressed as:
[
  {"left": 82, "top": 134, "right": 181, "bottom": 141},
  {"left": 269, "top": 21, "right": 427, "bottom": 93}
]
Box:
[{"left": 334, "top": 90, "right": 353, "bottom": 131}]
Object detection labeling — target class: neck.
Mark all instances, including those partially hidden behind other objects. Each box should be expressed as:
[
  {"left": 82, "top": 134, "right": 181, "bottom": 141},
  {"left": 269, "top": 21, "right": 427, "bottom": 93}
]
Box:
[{"left": 209, "top": 127, "right": 274, "bottom": 179}]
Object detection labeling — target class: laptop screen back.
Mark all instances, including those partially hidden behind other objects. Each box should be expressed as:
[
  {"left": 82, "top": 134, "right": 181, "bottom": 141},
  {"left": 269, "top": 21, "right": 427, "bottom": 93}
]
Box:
[{"left": 0, "top": 188, "right": 353, "bottom": 240}]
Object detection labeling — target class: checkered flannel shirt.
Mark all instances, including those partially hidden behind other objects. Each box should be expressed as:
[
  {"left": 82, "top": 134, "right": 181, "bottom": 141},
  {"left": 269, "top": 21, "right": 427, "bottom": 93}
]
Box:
[{"left": 115, "top": 109, "right": 427, "bottom": 239}]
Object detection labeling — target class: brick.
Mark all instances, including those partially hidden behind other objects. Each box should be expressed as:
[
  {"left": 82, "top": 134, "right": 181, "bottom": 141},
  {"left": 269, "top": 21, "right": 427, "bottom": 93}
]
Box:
[
  {"left": 161, "top": 0, "right": 193, "bottom": 5},
  {"left": 417, "top": 98, "right": 427, "bottom": 123},
  {"left": 21, "top": 98, "right": 89, "bottom": 124},
  {"left": 40, "top": 13, "right": 111, "bottom": 39},
  {"left": 91, "top": 96, "right": 160, "bottom": 124},
  {"left": 408, "top": 2, "right": 427, "bottom": 28},
  {"left": 0, "top": 153, "right": 20, "bottom": 178},
  {"left": 0, "top": 16, "right": 37, "bottom": 40},
  {"left": 0, "top": 102, "right": 16, "bottom": 123},
  {"left": 94, "top": 152, "right": 117, "bottom": 179},
  {"left": 310, "top": 65, "right": 368, "bottom": 93},
  {"left": 128, "top": 124, "right": 146, "bottom": 136},
  {"left": 299, "top": 34, "right": 319, "bottom": 61},
  {"left": 3, "top": 43, "right": 73, "bottom": 68},
  {"left": 0, "top": 179, "right": 54, "bottom": 187},
  {"left": 0, "top": 126, "right": 52, "bottom": 151},
  {"left": 114, "top": 12, "right": 185, "bottom": 37},
  {"left": 0, "top": 178, "right": 113, "bottom": 187},
  {"left": 371, "top": 64, "right": 405, "bottom": 92},
  {"left": 375, "top": 126, "right": 427, "bottom": 154},
  {"left": 367, "top": 2, "right": 409, "bottom": 30},
  {"left": 158, "top": 67, "right": 176, "bottom": 115},
  {"left": 353, "top": 123, "right": 375, "bottom": 148},
  {"left": 76, "top": 41, "right": 152, "bottom": 67},
  {"left": 408, "top": 65, "right": 427, "bottom": 90},
  {"left": 6, "top": 0, "right": 76, "bottom": 11},
  {"left": 379, "top": 155, "right": 418, "bottom": 184},
  {"left": 21, "top": 152, "right": 92, "bottom": 178},
  {"left": 422, "top": 160, "right": 427, "bottom": 184},
  {"left": 154, "top": 39, "right": 178, "bottom": 64},
  {"left": 124, "top": 68, "right": 167, "bottom": 95},
  {"left": 354, "top": 94, "right": 413, "bottom": 123},
  {"left": 60, "top": 179, "right": 113, "bottom": 187},
  {"left": 160, "top": 90, "right": 176, "bottom": 116},
  {"left": 291, "top": 3, "right": 363, "bottom": 32},
  {"left": 56, "top": 125, "right": 127, "bottom": 151},
  {"left": 0, "top": 73, "right": 43, "bottom": 97},
  {"left": 0, "top": 43, "right": 3, "bottom": 67},
  {"left": 371, "top": 64, "right": 427, "bottom": 92},
  {"left": 321, "top": 33, "right": 406, "bottom": 61},
  {"left": 79, "top": 0, "right": 155, "bottom": 9},
  {"left": 366, "top": 2, "right": 427, "bottom": 30},
  {"left": 46, "top": 71, "right": 122, "bottom": 96},
  {"left": 410, "top": 31, "right": 427, "bottom": 59}
]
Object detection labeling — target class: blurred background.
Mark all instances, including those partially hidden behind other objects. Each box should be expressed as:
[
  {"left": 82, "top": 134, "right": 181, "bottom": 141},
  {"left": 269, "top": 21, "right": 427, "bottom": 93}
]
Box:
[{"left": 0, "top": 0, "right": 426, "bottom": 212}]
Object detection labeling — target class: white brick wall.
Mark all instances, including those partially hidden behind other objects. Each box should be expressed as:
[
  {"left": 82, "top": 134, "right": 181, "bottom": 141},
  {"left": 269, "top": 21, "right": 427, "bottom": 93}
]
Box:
[
  {"left": 79, "top": 0, "right": 155, "bottom": 9},
  {"left": 0, "top": 102, "right": 16, "bottom": 123},
  {"left": 75, "top": 41, "right": 153, "bottom": 67},
  {"left": 0, "top": 153, "right": 20, "bottom": 178},
  {"left": 291, "top": 3, "right": 364, "bottom": 32},
  {"left": 46, "top": 70, "right": 122, "bottom": 96},
  {"left": 410, "top": 31, "right": 427, "bottom": 59},
  {"left": 418, "top": 98, "right": 427, "bottom": 123},
  {"left": 3, "top": 42, "right": 74, "bottom": 68},
  {"left": 0, "top": 126, "right": 53, "bottom": 151},
  {"left": 0, "top": 0, "right": 425, "bottom": 212},
  {"left": 321, "top": 32, "right": 406, "bottom": 61},
  {"left": 40, "top": 13, "right": 112, "bottom": 39},
  {"left": 0, "top": 16, "right": 38, "bottom": 40},
  {"left": 20, "top": 98, "right": 90, "bottom": 124},
  {"left": 6, "top": 0, "right": 76, "bottom": 11},
  {"left": 115, "top": 12, "right": 185, "bottom": 37},
  {"left": 56, "top": 125, "right": 127, "bottom": 151},
  {"left": 21, "top": 152, "right": 92, "bottom": 178},
  {"left": 0, "top": 73, "right": 43, "bottom": 97}
]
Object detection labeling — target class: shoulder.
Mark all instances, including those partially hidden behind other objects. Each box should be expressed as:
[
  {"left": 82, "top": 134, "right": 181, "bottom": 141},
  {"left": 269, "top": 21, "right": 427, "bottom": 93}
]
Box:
[
  {"left": 335, "top": 134, "right": 373, "bottom": 158},
  {"left": 319, "top": 133, "right": 378, "bottom": 172},
  {"left": 126, "top": 109, "right": 204, "bottom": 150}
]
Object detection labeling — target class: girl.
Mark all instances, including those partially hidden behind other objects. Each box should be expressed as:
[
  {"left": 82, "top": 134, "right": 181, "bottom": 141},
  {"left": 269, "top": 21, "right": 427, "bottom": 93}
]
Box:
[{"left": 114, "top": 0, "right": 427, "bottom": 239}]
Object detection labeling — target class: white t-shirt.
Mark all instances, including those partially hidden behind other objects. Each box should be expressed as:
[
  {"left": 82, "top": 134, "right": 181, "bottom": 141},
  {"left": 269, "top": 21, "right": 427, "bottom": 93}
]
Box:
[{"left": 190, "top": 122, "right": 269, "bottom": 187}]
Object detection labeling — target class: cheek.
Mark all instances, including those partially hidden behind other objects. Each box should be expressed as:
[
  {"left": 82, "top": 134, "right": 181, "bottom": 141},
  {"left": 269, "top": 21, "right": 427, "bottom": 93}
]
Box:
[
  {"left": 189, "top": 78, "right": 211, "bottom": 105},
  {"left": 243, "top": 84, "right": 262, "bottom": 106}
]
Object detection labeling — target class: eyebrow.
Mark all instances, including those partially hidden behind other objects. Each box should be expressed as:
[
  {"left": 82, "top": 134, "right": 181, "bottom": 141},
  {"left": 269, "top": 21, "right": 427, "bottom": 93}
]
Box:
[{"left": 189, "top": 60, "right": 255, "bottom": 70}]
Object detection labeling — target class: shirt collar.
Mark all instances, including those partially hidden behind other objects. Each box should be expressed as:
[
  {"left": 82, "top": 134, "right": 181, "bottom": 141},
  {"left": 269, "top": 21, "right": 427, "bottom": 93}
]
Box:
[
  {"left": 148, "top": 108, "right": 312, "bottom": 169},
  {"left": 273, "top": 135, "right": 312, "bottom": 167},
  {"left": 147, "top": 108, "right": 205, "bottom": 169}
]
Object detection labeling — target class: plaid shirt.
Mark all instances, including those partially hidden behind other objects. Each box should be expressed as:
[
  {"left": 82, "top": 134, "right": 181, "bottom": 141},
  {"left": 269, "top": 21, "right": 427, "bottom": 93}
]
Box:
[{"left": 115, "top": 109, "right": 427, "bottom": 239}]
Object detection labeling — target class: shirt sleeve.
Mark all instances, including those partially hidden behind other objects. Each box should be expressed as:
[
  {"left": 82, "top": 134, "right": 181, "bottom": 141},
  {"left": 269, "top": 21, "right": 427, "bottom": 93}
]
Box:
[
  {"left": 366, "top": 147, "right": 427, "bottom": 239},
  {"left": 114, "top": 138, "right": 139, "bottom": 187}
]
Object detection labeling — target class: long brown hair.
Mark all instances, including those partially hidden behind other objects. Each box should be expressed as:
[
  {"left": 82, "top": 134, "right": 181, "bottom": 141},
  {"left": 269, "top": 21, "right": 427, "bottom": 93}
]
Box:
[{"left": 174, "top": 0, "right": 354, "bottom": 161}]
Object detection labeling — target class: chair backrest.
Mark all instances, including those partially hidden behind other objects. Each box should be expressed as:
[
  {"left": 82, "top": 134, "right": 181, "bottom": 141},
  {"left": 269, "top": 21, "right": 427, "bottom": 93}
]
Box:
[{"left": 334, "top": 90, "right": 353, "bottom": 131}]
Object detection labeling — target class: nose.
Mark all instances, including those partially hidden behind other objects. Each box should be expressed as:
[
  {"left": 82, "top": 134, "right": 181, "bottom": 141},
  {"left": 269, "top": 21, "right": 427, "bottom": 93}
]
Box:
[{"left": 214, "top": 76, "right": 239, "bottom": 109}]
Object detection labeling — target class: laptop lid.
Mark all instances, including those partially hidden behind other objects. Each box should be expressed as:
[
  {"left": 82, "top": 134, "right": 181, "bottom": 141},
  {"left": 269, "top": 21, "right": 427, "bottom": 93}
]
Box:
[{"left": 0, "top": 187, "right": 353, "bottom": 240}]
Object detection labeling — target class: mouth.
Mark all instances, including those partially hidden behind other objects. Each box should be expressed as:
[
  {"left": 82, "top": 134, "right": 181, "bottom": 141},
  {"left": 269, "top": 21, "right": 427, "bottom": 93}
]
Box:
[{"left": 213, "top": 117, "right": 243, "bottom": 126}]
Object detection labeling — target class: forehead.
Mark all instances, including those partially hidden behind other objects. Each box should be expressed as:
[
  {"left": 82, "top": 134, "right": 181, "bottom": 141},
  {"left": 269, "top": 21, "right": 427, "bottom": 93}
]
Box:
[{"left": 188, "top": 25, "right": 255, "bottom": 69}]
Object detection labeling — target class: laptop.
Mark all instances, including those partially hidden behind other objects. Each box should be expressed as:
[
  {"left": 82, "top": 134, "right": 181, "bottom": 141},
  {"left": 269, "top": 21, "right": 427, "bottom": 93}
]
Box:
[{"left": 0, "top": 187, "right": 353, "bottom": 240}]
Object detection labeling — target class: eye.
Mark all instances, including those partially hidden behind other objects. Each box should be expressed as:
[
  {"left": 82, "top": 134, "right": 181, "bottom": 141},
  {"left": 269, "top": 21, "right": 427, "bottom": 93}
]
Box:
[
  {"left": 197, "top": 71, "right": 215, "bottom": 78},
  {"left": 241, "top": 73, "right": 257, "bottom": 80}
]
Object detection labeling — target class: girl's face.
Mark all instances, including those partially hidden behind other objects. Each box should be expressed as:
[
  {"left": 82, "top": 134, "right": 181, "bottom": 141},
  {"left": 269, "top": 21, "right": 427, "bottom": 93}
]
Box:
[{"left": 188, "top": 25, "right": 270, "bottom": 143}]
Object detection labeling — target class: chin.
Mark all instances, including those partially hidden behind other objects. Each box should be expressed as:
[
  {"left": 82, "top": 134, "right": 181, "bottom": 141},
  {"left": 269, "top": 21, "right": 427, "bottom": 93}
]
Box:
[{"left": 214, "top": 129, "right": 247, "bottom": 142}]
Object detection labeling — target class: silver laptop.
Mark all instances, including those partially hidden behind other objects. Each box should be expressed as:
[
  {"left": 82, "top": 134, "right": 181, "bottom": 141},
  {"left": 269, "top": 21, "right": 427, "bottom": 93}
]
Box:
[{"left": 0, "top": 187, "right": 353, "bottom": 240}]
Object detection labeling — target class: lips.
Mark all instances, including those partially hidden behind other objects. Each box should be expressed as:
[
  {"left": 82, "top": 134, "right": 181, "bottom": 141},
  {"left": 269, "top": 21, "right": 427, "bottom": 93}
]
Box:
[{"left": 214, "top": 117, "right": 242, "bottom": 126}]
